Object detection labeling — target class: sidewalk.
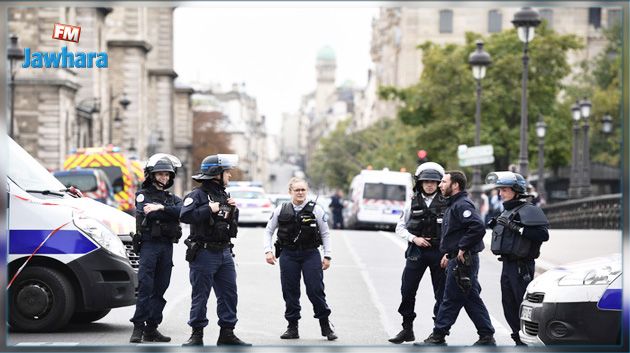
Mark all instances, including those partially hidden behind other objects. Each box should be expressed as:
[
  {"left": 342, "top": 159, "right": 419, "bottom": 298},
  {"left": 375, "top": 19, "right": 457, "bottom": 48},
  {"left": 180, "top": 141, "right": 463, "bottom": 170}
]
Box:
[{"left": 484, "top": 229, "right": 622, "bottom": 272}]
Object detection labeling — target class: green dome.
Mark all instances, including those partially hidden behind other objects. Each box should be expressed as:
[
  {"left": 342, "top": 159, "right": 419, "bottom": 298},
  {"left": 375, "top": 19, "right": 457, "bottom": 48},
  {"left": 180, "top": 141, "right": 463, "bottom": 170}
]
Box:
[{"left": 317, "top": 46, "right": 336, "bottom": 61}]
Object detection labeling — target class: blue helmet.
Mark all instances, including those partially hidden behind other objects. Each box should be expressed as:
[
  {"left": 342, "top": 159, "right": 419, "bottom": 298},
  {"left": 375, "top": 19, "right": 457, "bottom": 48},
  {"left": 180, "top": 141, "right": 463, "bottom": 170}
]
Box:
[
  {"left": 193, "top": 154, "right": 238, "bottom": 180},
  {"left": 485, "top": 171, "right": 527, "bottom": 194}
]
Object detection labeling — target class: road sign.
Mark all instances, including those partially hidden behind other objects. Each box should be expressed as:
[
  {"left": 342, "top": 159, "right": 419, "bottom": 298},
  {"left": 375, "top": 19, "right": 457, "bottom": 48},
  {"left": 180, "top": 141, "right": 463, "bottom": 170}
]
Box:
[
  {"left": 459, "top": 155, "right": 495, "bottom": 167},
  {"left": 457, "top": 144, "right": 494, "bottom": 159}
]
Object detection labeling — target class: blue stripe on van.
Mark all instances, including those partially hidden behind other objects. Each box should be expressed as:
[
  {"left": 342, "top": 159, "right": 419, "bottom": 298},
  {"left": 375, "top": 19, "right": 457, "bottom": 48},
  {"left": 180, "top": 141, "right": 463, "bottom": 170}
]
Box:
[
  {"left": 597, "top": 288, "right": 622, "bottom": 311},
  {"left": 9, "top": 229, "right": 98, "bottom": 255}
]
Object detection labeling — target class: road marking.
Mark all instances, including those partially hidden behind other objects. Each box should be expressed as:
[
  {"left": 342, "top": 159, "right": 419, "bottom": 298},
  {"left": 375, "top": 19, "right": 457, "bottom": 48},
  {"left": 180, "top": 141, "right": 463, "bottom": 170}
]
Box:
[
  {"left": 341, "top": 233, "right": 397, "bottom": 337},
  {"left": 15, "top": 342, "right": 79, "bottom": 346}
]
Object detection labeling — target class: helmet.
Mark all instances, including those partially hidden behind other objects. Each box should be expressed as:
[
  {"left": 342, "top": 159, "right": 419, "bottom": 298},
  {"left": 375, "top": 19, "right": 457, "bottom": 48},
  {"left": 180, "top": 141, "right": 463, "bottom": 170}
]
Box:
[
  {"left": 415, "top": 162, "right": 445, "bottom": 182},
  {"left": 485, "top": 171, "right": 527, "bottom": 194},
  {"left": 193, "top": 154, "right": 239, "bottom": 181},
  {"left": 143, "top": 153, "right": 182, "bottom": 189}
]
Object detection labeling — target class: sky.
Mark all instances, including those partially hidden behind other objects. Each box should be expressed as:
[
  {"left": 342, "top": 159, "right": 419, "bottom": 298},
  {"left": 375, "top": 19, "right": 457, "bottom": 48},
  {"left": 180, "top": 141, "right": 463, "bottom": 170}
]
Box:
[{"left": 173, "top": 3, "right": 380, "bottom": 135}]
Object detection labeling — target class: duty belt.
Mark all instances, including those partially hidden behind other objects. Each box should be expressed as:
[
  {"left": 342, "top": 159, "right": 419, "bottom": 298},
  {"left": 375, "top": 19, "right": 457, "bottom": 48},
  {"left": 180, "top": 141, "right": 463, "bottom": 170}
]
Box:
[
  {"left": 282, "top": 243, "right": 319, "bottom": 251},
  {"left": 200, "top": 241, "right": 231, "bottom": 250}
]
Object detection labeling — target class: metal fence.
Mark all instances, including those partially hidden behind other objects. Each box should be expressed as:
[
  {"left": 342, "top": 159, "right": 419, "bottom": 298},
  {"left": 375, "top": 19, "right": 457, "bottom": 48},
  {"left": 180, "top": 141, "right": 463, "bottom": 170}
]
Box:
[{"left": 542, "top": 193, "right": 621, "bottom": 229}]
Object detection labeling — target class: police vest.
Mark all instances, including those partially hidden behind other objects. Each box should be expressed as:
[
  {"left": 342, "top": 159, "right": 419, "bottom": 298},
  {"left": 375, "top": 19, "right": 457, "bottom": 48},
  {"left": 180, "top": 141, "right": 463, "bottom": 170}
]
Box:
[
  {"left": 276, "top": 201, "right": 321, "bottom": 249},
  {"left": 190, "top": 186, "right": 236, "bottom": 244},
  {"left": 490, "top": 202, "right": 548, "bottom": 259},
  {"left": 136, "top": 188, "right": 182, "bottom": 242},
  {"left": 405, "top": 194, "right": 446, "bottom": 241}
]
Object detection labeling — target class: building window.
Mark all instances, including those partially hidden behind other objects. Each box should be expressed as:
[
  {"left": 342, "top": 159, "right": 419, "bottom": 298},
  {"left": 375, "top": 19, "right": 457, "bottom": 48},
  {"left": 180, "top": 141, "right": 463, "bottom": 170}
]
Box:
[
  {"left": 588, "top": 7, "right": 602, "bottom": 28},
  {"left": 540, "top": 9, "right": 553, "bottom": 29},
  {"left": 488, "top": 10, "right": 502, "bottom": 33},
  {"left": 608, "top": 9, "right": 622, "bottom": 28},
  {"left": 439, "top": 10, "right": 453, "bottom": 33}
]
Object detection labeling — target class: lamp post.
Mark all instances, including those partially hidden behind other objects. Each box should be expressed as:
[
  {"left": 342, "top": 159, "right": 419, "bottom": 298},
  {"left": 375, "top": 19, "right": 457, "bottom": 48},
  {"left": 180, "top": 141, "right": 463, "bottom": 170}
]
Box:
[
  {"left": 468, "top": 40, "right": 492, "bottom": 206},
  {"left": 512, "top": 7, "right": 541, "bottom": 179},
  {"left": 535, "top": 116, "right": 547, "bottom": 202},
  {"left": 7, "top": 34, "right": 24, "bottom": 138},
  {"left": 569, "top": 101, "right": 582, "bottom": 198},
  {"left": 579, "top": 98, "right": 592, "bottom": 197},
  {"left": 601, "top": 113, "right": 613, "bottom": 134}
]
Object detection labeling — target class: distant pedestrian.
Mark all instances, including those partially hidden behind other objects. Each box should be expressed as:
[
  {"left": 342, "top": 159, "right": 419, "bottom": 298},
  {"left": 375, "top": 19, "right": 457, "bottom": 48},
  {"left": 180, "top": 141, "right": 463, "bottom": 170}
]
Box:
[{"left": 329, "top": 189, "right": 345, "bottom": 229}]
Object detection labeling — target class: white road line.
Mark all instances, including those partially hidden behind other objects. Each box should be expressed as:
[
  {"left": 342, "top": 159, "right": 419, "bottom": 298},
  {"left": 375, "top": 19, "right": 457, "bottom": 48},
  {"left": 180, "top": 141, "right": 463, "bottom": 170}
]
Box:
[{"left": 341, "top": 233, "right": 397, "bottom": 337}]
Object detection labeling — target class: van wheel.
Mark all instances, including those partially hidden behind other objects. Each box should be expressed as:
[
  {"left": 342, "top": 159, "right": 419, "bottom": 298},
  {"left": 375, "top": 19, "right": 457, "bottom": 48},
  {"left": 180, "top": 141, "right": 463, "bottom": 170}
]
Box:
[
  {"left": 9, "top": 266, "right": 75, "bottom": 332},
  {"left": 70, "top": 309, "right": 111, "bottom": 323}
]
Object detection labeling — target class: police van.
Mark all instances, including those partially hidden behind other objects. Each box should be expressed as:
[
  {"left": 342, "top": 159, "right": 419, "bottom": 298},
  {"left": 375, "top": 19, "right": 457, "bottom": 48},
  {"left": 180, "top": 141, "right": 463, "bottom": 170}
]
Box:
[
  {"left": 519, "top": 253, "right": 622, "bottom": 345},
  {"left": 346, "top": 169, "right": 413, "bottom": 230},
  {"left": 7, "top": 137, "right": 138, "bottom": 332}
]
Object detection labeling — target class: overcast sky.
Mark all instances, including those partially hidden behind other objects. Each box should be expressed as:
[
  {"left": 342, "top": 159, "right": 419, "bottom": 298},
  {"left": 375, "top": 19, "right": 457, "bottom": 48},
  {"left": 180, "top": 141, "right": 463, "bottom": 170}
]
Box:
[{"left": 173, "top": 3, "right": 380, "bottom": 134}]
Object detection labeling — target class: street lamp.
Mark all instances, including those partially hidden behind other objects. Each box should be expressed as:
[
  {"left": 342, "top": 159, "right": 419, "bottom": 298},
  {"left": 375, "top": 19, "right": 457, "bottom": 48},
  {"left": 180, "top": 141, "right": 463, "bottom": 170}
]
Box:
[
  {"left": 535, "top": 116, "right": 547, "bottom": 202},
  {"left": 7, "top": 34, "right": 24, "bottom": 138},
  {"left": 468, "top": 40, "right": 492, "bottom": 206},
  {"left": 512, "top": 7, "right": 541, "bottom": 179},
  {"left": 569, "top": 101, "right": 582, "bottom": 198},
  {"left": 579, "top": 97, "right": 592, "bottom": 197},
  {"left": 601, "top": 113, "right": 613, "bottom": 134}
]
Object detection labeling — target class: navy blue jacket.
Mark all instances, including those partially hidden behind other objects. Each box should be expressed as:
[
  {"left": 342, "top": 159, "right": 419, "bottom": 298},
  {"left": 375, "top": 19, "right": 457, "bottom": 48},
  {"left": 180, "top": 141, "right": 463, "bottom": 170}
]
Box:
[{"left": 439, "top": 191, "right": 486, "bottom": 254}]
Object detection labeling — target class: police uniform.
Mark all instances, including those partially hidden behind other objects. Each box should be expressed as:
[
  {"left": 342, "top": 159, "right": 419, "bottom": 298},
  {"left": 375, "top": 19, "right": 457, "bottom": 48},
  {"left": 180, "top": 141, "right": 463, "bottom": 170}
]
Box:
[
  {"left": 422, "top": 190, "right": 495, "bottom": 345},
  {"left": 263, "top": 199, "right": 337, "bottom": 340},
  {"left": 130, "top": 156, "right": 182, "bottom": 343},
  {"left": 390, "top": 191, "right": 447, "bottom": 343}
]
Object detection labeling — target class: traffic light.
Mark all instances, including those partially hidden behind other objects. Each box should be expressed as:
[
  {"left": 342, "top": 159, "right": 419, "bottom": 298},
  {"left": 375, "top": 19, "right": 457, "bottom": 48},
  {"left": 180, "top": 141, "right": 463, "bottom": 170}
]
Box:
[{"left": 417, "top": 149, "right": 428, "bottom": 165}]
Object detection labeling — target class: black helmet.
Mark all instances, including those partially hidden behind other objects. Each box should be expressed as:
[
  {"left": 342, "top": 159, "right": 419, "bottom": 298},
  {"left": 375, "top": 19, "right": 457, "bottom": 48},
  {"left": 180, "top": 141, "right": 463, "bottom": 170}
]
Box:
[
  {"left": 143, "top": 153, "right": 182, "bottom": 189},
  {"left": 415, "top": 162, "right": 445, "bottom": 182},
  {"left": 485, "top": 171, "right": 527, "bottom": 194},
  {"left": 193, "top": 154, "right": 238, "bottom": 181}
]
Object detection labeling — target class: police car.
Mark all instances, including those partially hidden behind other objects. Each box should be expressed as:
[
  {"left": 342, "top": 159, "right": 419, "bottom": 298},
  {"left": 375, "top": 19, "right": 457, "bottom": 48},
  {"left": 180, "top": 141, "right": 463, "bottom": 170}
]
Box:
[
  {"left": 519, "top": 253, "right": 622, "bottom": 345},
  {"left": 8, "top": 137, "right": 137, "bottom": 332}
]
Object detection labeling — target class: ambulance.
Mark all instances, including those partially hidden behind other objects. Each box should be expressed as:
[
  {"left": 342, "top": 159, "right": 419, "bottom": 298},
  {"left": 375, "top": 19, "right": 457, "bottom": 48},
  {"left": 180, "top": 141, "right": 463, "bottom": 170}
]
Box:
[
  {"left": 63, "top": 146, "right": 144, "bottom": 214},
  {"left": 346, "top": 169, "right": 413, "bottom": 230},
  {"left": 7, "top": 137, "right": 137, "bottom": 332}
]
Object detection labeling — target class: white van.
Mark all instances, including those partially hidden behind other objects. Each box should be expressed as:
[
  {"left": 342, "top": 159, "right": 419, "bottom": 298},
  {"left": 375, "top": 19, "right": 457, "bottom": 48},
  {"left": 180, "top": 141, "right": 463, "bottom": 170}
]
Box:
[
  {"left": 7, "top": 137, "right": 138, "bottom": 332},
  {"left": 346, "top": 169, "right": 413, "bottom": 230}
]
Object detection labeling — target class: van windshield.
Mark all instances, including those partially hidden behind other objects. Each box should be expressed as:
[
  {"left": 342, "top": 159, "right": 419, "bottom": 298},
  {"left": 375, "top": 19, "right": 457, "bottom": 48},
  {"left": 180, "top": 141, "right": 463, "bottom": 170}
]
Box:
[
  {"left": 363, "top": 183, "right": 407, "bottom": 201},
  {"left": 92, "top": 166, "right": 124, "bottom": 192},
  {"left": 55, "top": 174, "right": 98, "bottom": 192},
  {"left": 8, "top": 138, "right": 66, "bottom": 192}
]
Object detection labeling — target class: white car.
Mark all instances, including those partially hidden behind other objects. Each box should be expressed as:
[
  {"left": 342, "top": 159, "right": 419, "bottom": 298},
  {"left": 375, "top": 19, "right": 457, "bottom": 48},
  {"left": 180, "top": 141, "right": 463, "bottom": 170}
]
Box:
[
  {"left": 226, "top": 186, "right": 274, "bottom": 226},
  {"left": 519, "top": 253, "right": 622, "bottom": 345}
]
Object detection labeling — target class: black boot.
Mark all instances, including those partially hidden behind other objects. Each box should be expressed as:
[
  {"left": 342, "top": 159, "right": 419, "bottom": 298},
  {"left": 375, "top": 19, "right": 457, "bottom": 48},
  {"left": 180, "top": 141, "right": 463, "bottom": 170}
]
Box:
[
  {"left": 129, "top": 324, "right": 144, "bottom": 343},
  {"left": 280, "top": 321, "right": 299, "bottom": 339},
  {"left": 414, "top": 332, "right": 446, "bottom": 346},
  {"left": 473, "top": 335, "right": 496, "bottom": 346},
  {"left": 217, "top": 327, "right": 252, "bottom": 346},
  {"left": 182, "top": 327, "right": 204, "bottom": 346},
  {"left": 319, "top": 317, "right": 338, "bottom": 341},
  {"left": 143, "top": 327, "right": 171, "bottom": 342},
  {"left": 511, "top": 333, "right": 527, "bottom": 346},
  {"left": 388, "top": 320, "right": 414, "bottom": 344}
]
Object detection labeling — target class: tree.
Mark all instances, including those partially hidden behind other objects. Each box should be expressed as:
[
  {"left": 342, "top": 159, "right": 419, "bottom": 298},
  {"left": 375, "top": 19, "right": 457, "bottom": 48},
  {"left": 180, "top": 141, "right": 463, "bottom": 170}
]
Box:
[{"left": 192, "top": 111, "right": 242, "bottom": 180}]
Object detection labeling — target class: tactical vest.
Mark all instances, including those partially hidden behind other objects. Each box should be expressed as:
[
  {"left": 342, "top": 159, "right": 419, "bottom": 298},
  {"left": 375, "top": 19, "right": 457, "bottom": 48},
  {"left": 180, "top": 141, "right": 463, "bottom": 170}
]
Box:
[
  {"left": 490, "top": 202, "right": 546, "bottom": 259},
  {"left": 191, "top": 186, "right": 235, "bottom": 244},
  {"left": 406, "top": 194, "right": 446, "bottom": 241},
  {"left": 136, "top": 188, "right": 182, "bottom": 242},
  {"left": 276, "top": 201, "right": 321, "bottom": 249}
]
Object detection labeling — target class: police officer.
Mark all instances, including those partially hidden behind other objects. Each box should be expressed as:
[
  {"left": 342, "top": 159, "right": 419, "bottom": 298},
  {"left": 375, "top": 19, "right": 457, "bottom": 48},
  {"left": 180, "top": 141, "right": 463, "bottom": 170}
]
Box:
[
  {"left": 180, "top": 154, "right": 250, "bottom": 347},
  {"left": 129, "top": 154, "right": 183, "bottom": 343},
  {"left": 486, "top": 171, "right": 549, "bottom": 346},
  {"left": 389, "top": 162, "right": 447, "bottom": 344},
  {"left": 263, "top": 177, "right": 337, "bottom": 341},
  {"left": 418, "top": 170, "right": 496, "bottom": 346}
]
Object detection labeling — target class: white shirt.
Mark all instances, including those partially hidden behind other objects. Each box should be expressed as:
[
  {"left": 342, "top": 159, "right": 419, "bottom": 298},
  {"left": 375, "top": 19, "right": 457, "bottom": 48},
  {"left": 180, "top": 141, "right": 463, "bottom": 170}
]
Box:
[
  {"left": 396, "top": 193, "right": 435, "bottom": 243},
  {"left": 263, "top": 200, "right": 332, "bottom": 257}
]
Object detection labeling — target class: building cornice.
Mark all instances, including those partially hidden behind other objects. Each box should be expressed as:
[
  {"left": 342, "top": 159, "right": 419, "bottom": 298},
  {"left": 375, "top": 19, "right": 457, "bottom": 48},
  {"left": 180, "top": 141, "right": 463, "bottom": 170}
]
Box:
[
  {"left": 107, "top": 39, "right": 152, "bottom": 54},
  {"left": 149, "top": 68, "right": 178, "bottom": 79},
  {"left": 14, "top": 78, "right": 80, "bottom": 92}
]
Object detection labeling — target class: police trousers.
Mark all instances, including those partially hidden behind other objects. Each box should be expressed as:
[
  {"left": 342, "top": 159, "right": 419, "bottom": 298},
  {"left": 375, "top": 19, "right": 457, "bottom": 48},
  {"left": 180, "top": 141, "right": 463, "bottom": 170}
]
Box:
[
  {"left": 130, "top": 240, "right": 173, "bottom": 328},
  {"left": 187, "top": 247, "right": 238, "bottom": 329},
  {"left": 398, "top": 247, "right": 445, "bottom": 324},
  {"left": 501, "top": 258, "right": 535, "bottom": 334},
  {"left": 433, "top": 253, "right": 495, "bottom": 337},
  {"left": 279, "top": 248, "right": 331, "bottom": 321}
]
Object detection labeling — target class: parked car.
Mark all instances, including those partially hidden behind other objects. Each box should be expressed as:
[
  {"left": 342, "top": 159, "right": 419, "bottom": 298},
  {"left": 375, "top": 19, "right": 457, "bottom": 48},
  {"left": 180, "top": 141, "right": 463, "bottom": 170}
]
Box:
[
  {"left": 519, "top": 253, "right": 622, "bottom": 345},
  {"left": 268, "top": 193, "right": 291, "bottom": 207},
  {"left": 53, "top": 168, "right": 118, "bottom": 208},
  {"left": 226, "top": 186, "right": 274, "bottom": 226}
]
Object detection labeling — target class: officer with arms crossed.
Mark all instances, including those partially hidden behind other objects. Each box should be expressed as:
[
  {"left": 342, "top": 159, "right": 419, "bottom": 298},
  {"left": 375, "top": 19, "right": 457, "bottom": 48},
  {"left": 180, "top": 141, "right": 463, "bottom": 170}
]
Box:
[
  {"left": 486, "top": 171, "right": 549, "bottom": 346},
  {"left": 180, "top": 154, "right": 250, "bottom": 346},
  {"left": 389, "top": 162, "right": 447, "bottom": 344},
  {"left": 264, "top": 177, "right": 337, "bottom": 341},
  {"left": 419, "top": 170, "right": 496, "bottom": 346},
  {"left": 129, "top": 154, "right": 183, "bottom": 343}
]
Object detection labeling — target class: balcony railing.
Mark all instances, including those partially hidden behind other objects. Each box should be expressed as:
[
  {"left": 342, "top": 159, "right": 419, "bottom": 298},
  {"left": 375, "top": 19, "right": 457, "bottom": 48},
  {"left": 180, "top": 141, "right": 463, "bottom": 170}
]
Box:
[{"left": 542, "top": 193, "right": 621, "bottom": 229}]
